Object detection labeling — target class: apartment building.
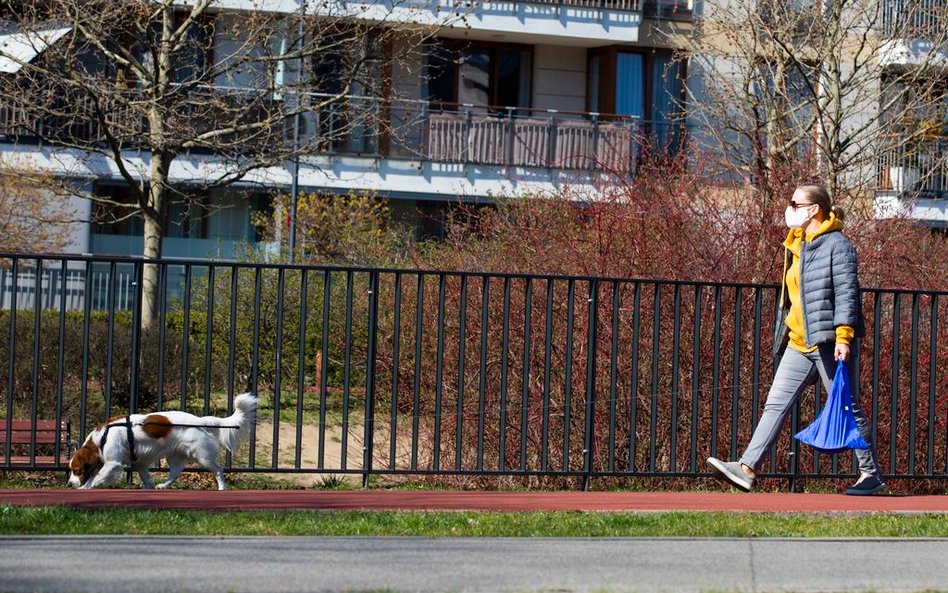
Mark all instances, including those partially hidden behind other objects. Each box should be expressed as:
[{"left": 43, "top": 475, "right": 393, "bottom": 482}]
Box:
[
  {"left": 0, "top": 0, "right": 693, "bottom": 260},
  {"left": 874, "top": 1, "right": 948, "bottom": 227},
  {"left": 682, "top": 0, "right": 948, "bottom": 228}
]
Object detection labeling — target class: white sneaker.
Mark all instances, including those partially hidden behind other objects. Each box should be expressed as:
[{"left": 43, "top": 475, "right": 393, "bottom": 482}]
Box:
[{"left": 707, "top": 457, "right": 755, "bottom": 492}]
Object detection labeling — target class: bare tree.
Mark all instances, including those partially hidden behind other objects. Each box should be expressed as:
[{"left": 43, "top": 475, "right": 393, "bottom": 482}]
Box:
[
  {"left": 0, "top": 164, "right": 75, "bottom": 253},
  {"left": 0, "top": 0, "right": 457, "bottom": 326},
  {"left": 678, "top": 0, "right": 948, "bottom": 204}
]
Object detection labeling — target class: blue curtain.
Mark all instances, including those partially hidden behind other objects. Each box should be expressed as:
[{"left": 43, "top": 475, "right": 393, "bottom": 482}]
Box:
[{"left": 615, "top": 53, "right": 644, "bottom": 119}]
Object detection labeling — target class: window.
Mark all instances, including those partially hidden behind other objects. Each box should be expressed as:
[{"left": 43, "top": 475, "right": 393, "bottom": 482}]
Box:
[
  {"left": 92, "top": 184, "right": 211, "bottom": 239},
  {"left": 309, "top": 32, "right": 385, "bottom": 154},
  {"left": 206, "top": 189, "right": 271, "bottom": 242},
  {"left": 174, "top": 14, "right": 214, "bottom": 84},
  {"left": 587, "top": 48, "right": 685, "bottom": 152},
  {"left": 752, "top": 59, "right": 814, "bottom": 124},
  {"left": 426, "top": 41, "right": 532, "bottom": 112},
  {"left": 92, "top": 185, "right": 143, "bottom": 237},
  {"left": 213, "top": 13, "right": 271, "bottom": 89},
  {"left": 166, "top": 192, "right": 206, "bottom": 239}
]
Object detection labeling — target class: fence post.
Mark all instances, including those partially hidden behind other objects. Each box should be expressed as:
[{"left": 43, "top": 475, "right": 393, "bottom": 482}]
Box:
[
  {"left": 591, "top": 113, "right": 600, "bottom": 171},
  {"left": 129, "top": 259, "right": 144, "bottom": 414},
  {"left": 3, "top": 258, "right": 17, "bottom": 465},
  {"left": 582, "top": 279, "right": 599, "bottom": 491},
  {"left": 363, "top": 270, "right": 380, "bottom": 488},
  {"left": 506, "top": 107, "right": 516, "bottom": 166}
]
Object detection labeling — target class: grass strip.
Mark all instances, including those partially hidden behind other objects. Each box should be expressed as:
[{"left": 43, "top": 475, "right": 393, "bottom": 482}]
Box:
[{"left": 3, "top": 506, "right": 948, "bottom": 537}]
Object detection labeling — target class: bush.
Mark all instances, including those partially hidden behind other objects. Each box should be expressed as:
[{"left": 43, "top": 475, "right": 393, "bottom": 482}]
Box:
[
  {"left": 390, "top": 155, "right": 948, "bottom": 489},
  {"left": 0, "top": 309, "right": 192, "bottom": 428}
]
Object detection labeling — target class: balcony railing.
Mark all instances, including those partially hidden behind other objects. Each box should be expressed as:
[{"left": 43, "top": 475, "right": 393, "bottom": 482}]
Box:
[
  {"left": 881, "top": 0, "right": 947, "bottom": 39},
  {"left": 474, "top": 0, "right": 690, "bottom": 15},
  {"left": 0, "top": 89, "right": 687, "bottom": 175},
  {"left": 484, "top": 0, "right": 640, "bottom": 10},
  {"left": 877, "top": 136, "right": 948, "bottom": 198}
]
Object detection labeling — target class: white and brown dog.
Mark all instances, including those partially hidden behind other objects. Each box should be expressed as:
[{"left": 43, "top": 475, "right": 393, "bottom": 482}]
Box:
[{"left": 68, "top": 393, "right": 257, "bottom": 490}]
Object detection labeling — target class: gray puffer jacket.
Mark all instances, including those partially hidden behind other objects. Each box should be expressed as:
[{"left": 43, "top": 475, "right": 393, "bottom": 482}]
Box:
[{"left": 774, "top": 230, "right": 865, "bottom": 356}]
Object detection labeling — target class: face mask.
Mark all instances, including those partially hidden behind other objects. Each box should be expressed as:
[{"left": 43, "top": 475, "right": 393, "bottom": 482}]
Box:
[{"left": 784, "top": 205, "right": 810, "bottom": 228}]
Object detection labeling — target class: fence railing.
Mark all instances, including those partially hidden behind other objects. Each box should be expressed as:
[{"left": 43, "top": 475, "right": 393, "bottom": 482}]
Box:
[
  {"left": 0, "top": 264, "right": 139, "bottom": 312},
  {"left": 1, "top": 254, "right": 945, "bottom": 490}
]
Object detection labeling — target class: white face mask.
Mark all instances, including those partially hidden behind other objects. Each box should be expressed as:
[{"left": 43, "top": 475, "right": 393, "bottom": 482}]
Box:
[{"left": 784, "top": 205, "right": 811, "bottom": 228}]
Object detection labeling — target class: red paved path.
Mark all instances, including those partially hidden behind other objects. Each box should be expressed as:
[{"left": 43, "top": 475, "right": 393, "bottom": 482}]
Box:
[{"left": 1, "top": 489, "right": 947, "bottom": 512}]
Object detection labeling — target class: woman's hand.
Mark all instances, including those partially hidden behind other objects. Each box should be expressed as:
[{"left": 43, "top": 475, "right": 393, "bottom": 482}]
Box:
[{"left": 835, "top": 343, "right": 850, "bottom": 362}]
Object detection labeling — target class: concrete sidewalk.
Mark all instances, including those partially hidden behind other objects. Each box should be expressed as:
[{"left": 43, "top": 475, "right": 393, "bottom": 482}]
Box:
[{"left": 2, "top": 488, "right": 947, "bottom": 512}]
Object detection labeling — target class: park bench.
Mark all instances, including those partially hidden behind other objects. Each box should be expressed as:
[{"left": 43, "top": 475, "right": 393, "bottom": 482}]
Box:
[{"left": 0, "top": 419, "right": 73, "bottom": 467}]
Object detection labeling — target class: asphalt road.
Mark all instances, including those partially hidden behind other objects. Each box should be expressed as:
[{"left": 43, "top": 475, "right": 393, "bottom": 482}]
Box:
[{"left": 2, "top": 536, "right": 948, "bottom": 593}]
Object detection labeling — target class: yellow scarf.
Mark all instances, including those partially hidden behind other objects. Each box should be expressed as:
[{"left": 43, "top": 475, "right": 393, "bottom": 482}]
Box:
[{"left": 782, "top": 214, "right": 854, "bottom": 352}]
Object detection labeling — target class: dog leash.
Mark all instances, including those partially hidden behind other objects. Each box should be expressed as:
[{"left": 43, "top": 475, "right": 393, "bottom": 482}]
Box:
[{"left": 135, "top": 421, "right": 241, "bottom": 429}]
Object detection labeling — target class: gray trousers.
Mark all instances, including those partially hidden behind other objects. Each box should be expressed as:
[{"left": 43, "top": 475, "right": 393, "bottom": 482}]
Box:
[{"left": 739, "top": 343, "right": 882, "bottom": 477}]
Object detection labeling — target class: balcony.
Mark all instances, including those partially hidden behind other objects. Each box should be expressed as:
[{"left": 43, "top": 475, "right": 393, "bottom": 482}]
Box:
[
  {"left": 395, "top": 105, "right": 684, "bottom": 174},
  {"left": 877, "top": 136, "right": 948, "bottom": 197},
  {"left": 875, "top": 136, "right": 948, "bottom": 226},
  {"left": 880, "top": 0, "right": 947, "bottom": 40},
  {"left": 0, "top": 89, "right": 687, "bottom": 177}
]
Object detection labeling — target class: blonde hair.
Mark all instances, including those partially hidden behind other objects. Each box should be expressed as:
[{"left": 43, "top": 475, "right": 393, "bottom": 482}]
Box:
[{"left": 796, "top": 183, "right": 845, "bottom": 222}]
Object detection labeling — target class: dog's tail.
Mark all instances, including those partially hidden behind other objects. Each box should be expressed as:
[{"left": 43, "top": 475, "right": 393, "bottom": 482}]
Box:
[{"left": 205, "top": 393, "right": 257, "bottom": 453}]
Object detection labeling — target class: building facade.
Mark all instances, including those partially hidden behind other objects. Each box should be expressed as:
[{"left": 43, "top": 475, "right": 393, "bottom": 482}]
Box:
[
  {"left": 0, "top": 0, "right": 693, "bottom": 259},
  {"left": 2, "top": 0, "right": 943, "bottom": 266}
]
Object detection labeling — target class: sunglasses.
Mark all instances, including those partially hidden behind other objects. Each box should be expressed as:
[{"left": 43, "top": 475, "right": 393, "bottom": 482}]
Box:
[{"left": 789, "top": 200, "right": 815, "bottom": 210}]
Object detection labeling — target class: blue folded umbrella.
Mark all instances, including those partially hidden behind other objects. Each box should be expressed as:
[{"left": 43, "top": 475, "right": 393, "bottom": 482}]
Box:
[{"left": 794, "top": 360, "right": 870, "bottom": 453}]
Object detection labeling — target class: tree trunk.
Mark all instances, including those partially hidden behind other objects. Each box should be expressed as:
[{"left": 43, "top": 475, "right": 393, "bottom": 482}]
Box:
[
  {"left": 140, "top": 160, "right": 168, "bottom": 330},
  {"left": 140, "top": 4, "right": 175, "bottom": 330}
]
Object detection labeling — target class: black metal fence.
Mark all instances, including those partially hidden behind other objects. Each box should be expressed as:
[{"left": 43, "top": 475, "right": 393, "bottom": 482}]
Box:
[{"left": 1, "top": 253, "right": 946, "bottom": 490}]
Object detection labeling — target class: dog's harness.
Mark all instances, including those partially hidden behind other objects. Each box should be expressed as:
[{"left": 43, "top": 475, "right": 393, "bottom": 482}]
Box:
[
  {"left": 98, "top": 415, "right": 139, "bottom": 464},
  {"left": 98, "top": 417, "right": 240, "bottom": 465}
]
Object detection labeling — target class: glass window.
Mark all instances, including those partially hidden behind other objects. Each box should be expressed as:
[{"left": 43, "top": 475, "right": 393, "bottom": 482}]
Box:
[
  {"left": 206, "top": 189, "right": 269, "bottom": 241},
  {"left": 588, "top": 49, "right": 685, "bottom": 153},
  {"left": 213, "top": 14, "right": 269, "bottom": 89},
  {"left": 588, "top": 54, "right": 601, "bottom": 113},
  {"left": 496, "top": 50, "right": 531, "bottom": 111},
  {"left": 175, "top": 16, "right": 212, "bottom": 84},
  {"left": 425, "top": 42, "right": 532, "bottom": 111},
  {"left": 458, "top": 51, "right": 490, "bottom": 106},
  {"left": 165, "top": 193, "right": 206, "bottom": 239},
  {"left": 652, "top": 53, "right": 684, "bottom": 151},
  {"left": 426, "top": 45, "right": 456, "bottom": 107},
  {"left": 92, "top": 185, "right": 143, "bottom": 236}
]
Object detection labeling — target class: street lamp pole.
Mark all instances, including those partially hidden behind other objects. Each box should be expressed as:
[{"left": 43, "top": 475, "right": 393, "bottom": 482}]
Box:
[{"left": 288, "top": 0, "right": 305, "bottom": 263}]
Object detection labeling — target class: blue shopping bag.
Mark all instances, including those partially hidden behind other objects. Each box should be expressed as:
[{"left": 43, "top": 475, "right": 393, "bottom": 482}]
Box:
[{"left": 794, "top": 360, "right": 870, "bottom": 453}]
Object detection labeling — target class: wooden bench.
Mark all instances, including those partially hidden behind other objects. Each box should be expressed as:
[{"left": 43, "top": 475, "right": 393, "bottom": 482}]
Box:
[{"left": 0, "top": 419, "right": 73, "bottom": 467}]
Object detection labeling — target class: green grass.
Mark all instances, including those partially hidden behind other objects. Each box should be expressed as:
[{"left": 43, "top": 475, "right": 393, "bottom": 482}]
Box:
[{"left": 2, "top": 506, "right": 948, "bottom": 537}]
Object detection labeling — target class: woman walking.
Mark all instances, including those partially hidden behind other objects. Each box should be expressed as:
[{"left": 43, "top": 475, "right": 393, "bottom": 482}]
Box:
[{"left": 707, "top": 183, "right": 885, "bottom": 496}]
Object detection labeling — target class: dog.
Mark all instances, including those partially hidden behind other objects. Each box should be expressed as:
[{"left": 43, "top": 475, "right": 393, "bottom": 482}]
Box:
[{"left": 68, "top": 393, "right": 257, "bottom": 490}]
